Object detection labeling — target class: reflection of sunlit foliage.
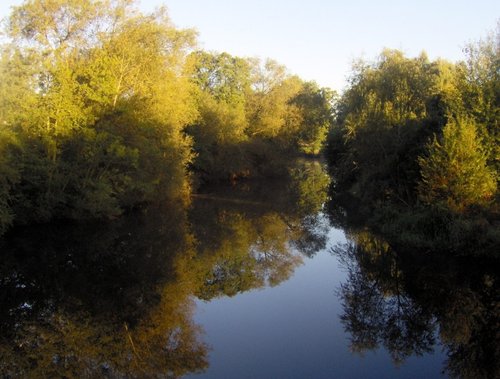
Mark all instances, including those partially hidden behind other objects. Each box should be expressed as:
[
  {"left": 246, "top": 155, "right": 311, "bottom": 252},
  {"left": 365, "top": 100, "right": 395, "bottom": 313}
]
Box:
[
  {"left": 192, "top": 210, "right": 303, "bottom": 300},
  {"left": 128, "top": 282, "right": 209, "bottom": 378},
  {"left": 289, "top": 160, "right": 330, "bottom": 216},
  {"left": 0, "top": 298, "right": 208, "bottom": 378},
  {"left": 191, "top": 159, "right": 330, "bottom": 300},
  {"left": 0, "top": 204, "right": 208, "bottom": 378},
  {"left": 252, "top": 214, "right": 303, "bottom": 286}
]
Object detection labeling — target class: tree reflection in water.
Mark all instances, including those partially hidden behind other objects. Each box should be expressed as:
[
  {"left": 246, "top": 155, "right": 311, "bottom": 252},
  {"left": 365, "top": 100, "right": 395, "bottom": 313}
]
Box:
[
  {"left": 333, "top": 230, "right": 499, "bottom": 378},
  {"left": 0, "top": 202, "right": 209, "bottom": 378},
  {"left": 0, "top": 159, "right": 330, "bottom": 377}
]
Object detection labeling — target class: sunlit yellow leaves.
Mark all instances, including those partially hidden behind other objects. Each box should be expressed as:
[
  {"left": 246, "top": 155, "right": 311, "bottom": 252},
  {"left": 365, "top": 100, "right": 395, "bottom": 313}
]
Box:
[{"left": 418, "top": 118, "right": 497, "bottom": 212}]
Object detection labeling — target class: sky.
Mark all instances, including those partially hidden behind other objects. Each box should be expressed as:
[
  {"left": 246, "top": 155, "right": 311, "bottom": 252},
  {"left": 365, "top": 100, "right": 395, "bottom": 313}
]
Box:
[{"left": 1, "top": 0, "right": 499, "bottom": 91}]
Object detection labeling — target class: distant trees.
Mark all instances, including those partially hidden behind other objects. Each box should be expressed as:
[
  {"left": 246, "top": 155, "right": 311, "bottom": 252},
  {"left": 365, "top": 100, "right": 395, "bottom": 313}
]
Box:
[
  {"left": 0, "top": 0, "right": 332, "bottom": 235},
  {"left": 187, "top": 52, "right": 334, "bottom": 181},
  {"left": 187, "top": 51, "right": 252, "bottom": 179},
  {"left": 291, "top": 83, "right": 335, "bottom": 155}
]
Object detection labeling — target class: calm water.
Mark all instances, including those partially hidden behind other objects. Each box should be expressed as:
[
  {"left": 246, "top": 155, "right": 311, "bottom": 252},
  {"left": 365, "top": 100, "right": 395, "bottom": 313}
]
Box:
[
  {"left": 187, "top": 224, "right": 446, "bottom": 379},
  {"left": 0, "top": 161, "right": 496, "bottom": 378}
]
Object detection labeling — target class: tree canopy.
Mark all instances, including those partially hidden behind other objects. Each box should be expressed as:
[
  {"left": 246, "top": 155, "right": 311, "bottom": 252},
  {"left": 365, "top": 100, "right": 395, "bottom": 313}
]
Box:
[
  {"left": 0, "top": 0, "right": 333, "bottom": 235},
  {"left": 326, "top": 25, "right": 499, "bottom": 254},
  {"left": 327, "top": 32, "right": 499, "bottom": 215}
]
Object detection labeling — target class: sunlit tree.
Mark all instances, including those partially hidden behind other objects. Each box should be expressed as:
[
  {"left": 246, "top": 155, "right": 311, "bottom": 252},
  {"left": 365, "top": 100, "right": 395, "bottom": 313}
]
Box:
[
  {"left": 1, "top": 0, "right": 197, "bottom": 223},
  {"left": 418, "top": 117, "right": 497, "bottom": 212}
]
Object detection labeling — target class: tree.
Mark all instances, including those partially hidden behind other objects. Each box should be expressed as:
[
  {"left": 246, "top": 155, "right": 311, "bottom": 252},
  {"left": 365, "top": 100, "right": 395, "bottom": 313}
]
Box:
[
  {"left": 186, "top": 51, "right": 251, "bottom": 180},
  {"left": 1, "top": 0, "right": 198, "bottom": 224},
  {"left": 457, "top": 24, "right": 500, "bottom": 178},
  {"left": 418, "top": 117, "right": 497, "bottom": 212},
  {"left": 246, "top": 59, "right": 302, "bottom": 140},
  {"left": 290, "top": 82, "right": 334, "bottom": 154},
  {"left": 328, "top": 50, "right": 436, "bottom": 204}
]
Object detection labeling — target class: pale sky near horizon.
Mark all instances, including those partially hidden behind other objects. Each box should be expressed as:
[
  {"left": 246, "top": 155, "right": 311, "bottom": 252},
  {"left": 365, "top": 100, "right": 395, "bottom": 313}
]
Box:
[{"left": 1, "top": 0, "right": 499, "bottom": 91}]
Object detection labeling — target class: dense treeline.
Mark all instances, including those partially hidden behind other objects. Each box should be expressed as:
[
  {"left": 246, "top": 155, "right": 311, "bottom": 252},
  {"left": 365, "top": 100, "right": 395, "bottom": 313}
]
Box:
[
  {"left": 0, "top": 0, "right": 333, "bottom": 235},
  {"left": 326, "top": 27, "right": 499, "bottom": 253},
  {"left": 187, "top": 52, "right": 333, "bottom": 182}
]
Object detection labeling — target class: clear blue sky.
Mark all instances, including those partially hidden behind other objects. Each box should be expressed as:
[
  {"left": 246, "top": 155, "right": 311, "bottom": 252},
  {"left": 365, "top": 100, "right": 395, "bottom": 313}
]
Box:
[{"left": 1, "top": 0, "right": 499, "bottom": 91}]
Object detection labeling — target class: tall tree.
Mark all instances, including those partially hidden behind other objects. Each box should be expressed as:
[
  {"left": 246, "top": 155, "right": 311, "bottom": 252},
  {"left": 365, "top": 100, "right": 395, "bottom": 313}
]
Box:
[
  {"left": 457, "top": 24, "right": 500, "bottom": 179},
  {"left": 246, "top": 59, "right": 302, "bottom": 140},
  {"left": 329, "top": 50, "right": 435, "bottom": 204},
  {"left": 290, "top": 82, "right": 334, "bottom": 154},
  {"left": 418, "top": 117, "right": 497, "bottom": 212},
  {"left": 1, "top": 0, "right": 198, "bottom": 223}
]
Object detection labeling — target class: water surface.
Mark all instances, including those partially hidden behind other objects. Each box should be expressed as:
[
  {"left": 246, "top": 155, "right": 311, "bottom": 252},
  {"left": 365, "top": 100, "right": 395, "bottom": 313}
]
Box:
[{"left": 0, "top": 161, "right": 496, "bottom": 378}]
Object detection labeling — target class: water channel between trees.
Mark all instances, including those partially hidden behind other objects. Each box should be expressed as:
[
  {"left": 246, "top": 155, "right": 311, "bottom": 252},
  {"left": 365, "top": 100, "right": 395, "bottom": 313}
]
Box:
[{"left": 0, "top": 160, "right": 497, "bottom": 378}]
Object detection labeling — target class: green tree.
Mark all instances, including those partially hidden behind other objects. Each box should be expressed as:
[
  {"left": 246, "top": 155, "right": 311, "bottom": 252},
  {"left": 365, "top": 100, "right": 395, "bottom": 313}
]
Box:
[
  {"left": 246, "top": 59, "right": 303, "bottom": 141},
  {"left": 418, "top": 118, "right": 497, "bottom": 212},
  {"left": 457, "top": 24, "right": 500, "bottom": 179},
  {"left": 187, "top": 51, "right": 251, "bottom": 180},
  {"left": 290, "top": 82, "right": 334, "bottom": 154},
  {"left": 1, "top": 0, "right": 197, "bottom": 224},
  {"left": 329, "top": 50, "right": 435, "bottom": 204}
]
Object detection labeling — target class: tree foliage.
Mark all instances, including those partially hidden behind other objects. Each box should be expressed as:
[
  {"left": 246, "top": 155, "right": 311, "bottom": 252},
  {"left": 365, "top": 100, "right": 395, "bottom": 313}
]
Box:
[
  {"left": 418, "top": 118, "right": 497, "bottom": 212},
  {"left": 329, "top": 50, "right": 436, "bottom": 204},
  {"left": 0, "top": 0, "right": 332, "bottom": 234},
  {"left": 327, "top": 37, "right": 499, "bottom": 216},
  {"left": 187, "top": 53, "right": 333, "bottom": 182}
]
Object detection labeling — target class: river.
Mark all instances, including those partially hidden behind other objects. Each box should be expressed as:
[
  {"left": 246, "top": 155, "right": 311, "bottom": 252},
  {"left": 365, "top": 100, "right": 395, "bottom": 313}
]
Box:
[{"left": 0, "top": 160, "right": 496, "bottom": 378}]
